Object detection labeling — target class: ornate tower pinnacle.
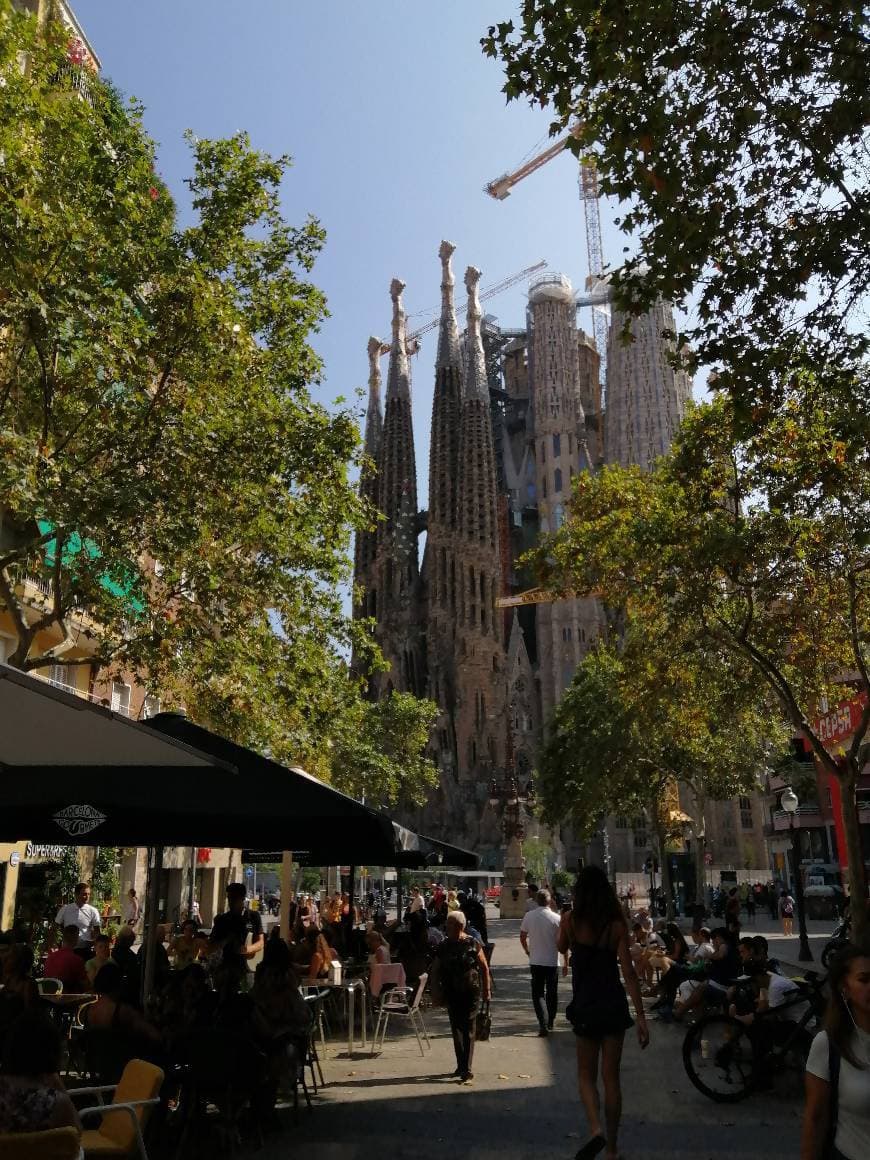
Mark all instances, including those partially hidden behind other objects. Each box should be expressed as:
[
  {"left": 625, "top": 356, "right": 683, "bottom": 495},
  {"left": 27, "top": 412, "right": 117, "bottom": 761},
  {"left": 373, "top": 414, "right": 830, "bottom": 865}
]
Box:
[
  {"left": 363, "top": 336, "right": 383, "bottom": 458},
  {"left": 436, "top": 240, "right": 460, "bottom": 370},
  {"left": 386, "top": 278, "right": 411, "bottom": 404},
  {"left": 463, "top": 266, "right": 488, "bottom": 403}
]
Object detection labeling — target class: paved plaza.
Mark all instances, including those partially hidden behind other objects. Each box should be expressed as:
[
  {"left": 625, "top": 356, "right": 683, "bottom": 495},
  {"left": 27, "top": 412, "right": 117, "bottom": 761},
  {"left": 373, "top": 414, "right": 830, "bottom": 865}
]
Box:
[{"left": 252, "top": 908, "right": 826, "bottom": 1160}]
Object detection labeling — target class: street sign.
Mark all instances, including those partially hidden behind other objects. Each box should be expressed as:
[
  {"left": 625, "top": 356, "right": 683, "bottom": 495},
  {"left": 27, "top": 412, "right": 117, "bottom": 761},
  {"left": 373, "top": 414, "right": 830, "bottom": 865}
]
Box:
[{"left": 244, "top": 866, "right": 253, "bottom": 877}]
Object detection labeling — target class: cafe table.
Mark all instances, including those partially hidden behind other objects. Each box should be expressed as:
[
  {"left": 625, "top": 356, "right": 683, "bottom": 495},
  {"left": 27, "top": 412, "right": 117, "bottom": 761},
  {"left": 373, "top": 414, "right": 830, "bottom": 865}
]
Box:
[{"left": 303, "top": 975, "right": 368, "bottom": 1058}]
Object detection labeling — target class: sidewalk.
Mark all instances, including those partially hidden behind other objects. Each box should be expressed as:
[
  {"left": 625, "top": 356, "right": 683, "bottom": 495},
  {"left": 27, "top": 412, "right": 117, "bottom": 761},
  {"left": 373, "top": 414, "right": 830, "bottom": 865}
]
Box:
[{"left": 247, "top": 909, "right": 806, "bottom": 1160}]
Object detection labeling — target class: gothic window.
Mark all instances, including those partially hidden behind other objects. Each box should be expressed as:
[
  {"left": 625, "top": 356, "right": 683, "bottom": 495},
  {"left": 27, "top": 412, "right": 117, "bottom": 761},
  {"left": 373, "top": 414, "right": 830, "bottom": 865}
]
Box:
[
  {"left": 488, "top": 736, "right": 497, "bottom": 763},
  {"left": 552, "top": 433, "right": 561, "bottom": 456},
  {"left": 492, "top": 655, "right": 498, "bottom": 672},
  {"left": 541, "top": 440, "right": 546, "bottom": 462},
  {"left": 527, "top": 482, "right": 536, "bottom": 502},
  {"left": 517, "top": 751, "right": 531, "bottom": 774},
  {"left": 633, "top": 830, "right": 649, "bottom": 849},
  {"left": 542, "top": 474, "right": 547, "bottom": 498},
  {"left": 554, "top": 468, "right": 563, "bottom": 493},
  {"left": 614, "top": 816, "right": 628, "bottom": 830},
  {"left": 514, "top": 676, "right": 526, "bottom": 695}
]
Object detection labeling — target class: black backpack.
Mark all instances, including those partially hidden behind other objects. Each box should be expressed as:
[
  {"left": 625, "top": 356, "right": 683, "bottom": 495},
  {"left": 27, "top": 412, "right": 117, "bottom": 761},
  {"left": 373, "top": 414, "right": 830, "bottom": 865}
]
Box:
[{"left": 440, "top": 938, "right": 481, "bottom": 1001}]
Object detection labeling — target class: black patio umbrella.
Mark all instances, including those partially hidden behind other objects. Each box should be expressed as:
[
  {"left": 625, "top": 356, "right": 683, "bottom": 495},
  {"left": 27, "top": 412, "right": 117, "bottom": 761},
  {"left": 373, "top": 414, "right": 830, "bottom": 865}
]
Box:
[
  {"left": 395, "top": 834, "right": 478, "bottom": 871},
  {"left": 0, "top": 664, "right": 418, "bottom": 862}
]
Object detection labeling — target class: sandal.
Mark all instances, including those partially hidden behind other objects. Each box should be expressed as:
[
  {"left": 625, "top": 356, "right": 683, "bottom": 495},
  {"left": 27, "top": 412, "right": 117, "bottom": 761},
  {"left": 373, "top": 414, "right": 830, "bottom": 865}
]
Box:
[{"left": 575, "top": 1135, "right": 606, "bottom": 1160}]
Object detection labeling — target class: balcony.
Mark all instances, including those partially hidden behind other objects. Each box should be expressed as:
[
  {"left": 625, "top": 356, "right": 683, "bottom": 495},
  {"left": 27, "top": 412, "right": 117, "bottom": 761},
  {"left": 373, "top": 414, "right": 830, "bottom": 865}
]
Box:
[
  {"left": 50, "top": 61, "right": 96, "bottom": 107},
  {"left": 767, "top": 805, "right": 826, "bottom": 833}
]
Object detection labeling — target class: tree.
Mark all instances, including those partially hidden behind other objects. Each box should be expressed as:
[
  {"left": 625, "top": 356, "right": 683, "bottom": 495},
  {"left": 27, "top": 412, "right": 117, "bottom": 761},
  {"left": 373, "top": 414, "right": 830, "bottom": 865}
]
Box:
[
  {"left": 539, "top": 631, "right": 785, "bottom": 916},
  {"left": 0, "top": 8, "right": 440, "bottom": 809},
  {"left": 536, "top": 389, "right": 870, "bottom": 938},
  {"left": 484, "top": 2, "right": 870, "bottom": 415},
  {"left": 521, "top": 836, "right": 553, "bottom": 885},
  {"left": 0, "top": 10, "right": 360, "bottom": 679}
]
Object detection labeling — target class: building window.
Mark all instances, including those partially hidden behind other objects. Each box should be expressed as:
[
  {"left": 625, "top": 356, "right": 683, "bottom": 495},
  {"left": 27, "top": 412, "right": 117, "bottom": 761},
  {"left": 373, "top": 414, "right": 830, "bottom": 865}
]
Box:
[
  {"left": 110, "top": 681, "right": 131, "bottom": 716},
  {"left": 554, "top": 468, "right": 563, "bottom": 493},
  {"left": 614, "top": 816, "right": 628, "bottom": 830},
  {"left": 48, "top": 664, "right": 71, "bottom": 691},
  {"left": 633, "top": 830, "right": 648, "bottom": 849},
  {"left": 552, "top": 433, "right": 561, "bottom": 457},
  {"left": 739, "top": 796, "right": 754, "bottom": 829},
  {"left": 142, "top": 694, "right": 161, "bottom": 720}
]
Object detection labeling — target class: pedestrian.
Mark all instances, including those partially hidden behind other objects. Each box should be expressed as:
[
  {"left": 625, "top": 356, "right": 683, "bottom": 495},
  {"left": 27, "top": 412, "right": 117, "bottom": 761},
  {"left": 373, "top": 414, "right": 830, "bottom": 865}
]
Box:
[
  {"left": 520, "top": 888, "right": 562, "bottom": 1036},
  {"left": 122, "top": 887, "right": 140, "bottom": 929},
  {"left": 768, "top": 882, "right": 780, "bottom": 921},
  {"left": 558, "top": 866, "right": 649, "bottom": 1160},
  {"left": 434, "top": 910, "right": 491, "bottom": 1083},
  {"left": 54, "top": 882, "right": 101, "bottom": 960},
  {"left": 801, "top": 945, "right": 870, "bottom": 1160},
  {"left": 725, "top": 887, "right": 742, "bottom": 936},
  {"left": 780, "top": 889, "right": 795, "bottom": 937},
  {"left": 525, "top": 883, "right": 539, "bottom": 913},
  {"left": 210, "top": 882, "right": 265, "bottom": 980},
  {"left": 746, "top": 887, "right": 756, "bottom": 922}
]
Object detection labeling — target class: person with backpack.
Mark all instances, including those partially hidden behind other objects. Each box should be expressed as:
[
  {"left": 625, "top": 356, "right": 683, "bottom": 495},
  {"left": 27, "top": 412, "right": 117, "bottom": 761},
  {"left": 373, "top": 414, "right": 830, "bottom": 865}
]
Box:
[
  {"left": 802, "top": 945, "right": 870, "bottom": 1160},
  {"left": 433, "top": 910, "right": 491, "bottom": 1083},
  {"left": 780, "top": 890, "right": 796, "bottom": 937}
]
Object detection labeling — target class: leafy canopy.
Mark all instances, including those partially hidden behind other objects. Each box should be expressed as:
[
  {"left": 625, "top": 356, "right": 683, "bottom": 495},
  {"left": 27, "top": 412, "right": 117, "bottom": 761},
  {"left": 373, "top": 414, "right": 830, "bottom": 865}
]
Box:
[
  {"left": 484, "top": 2, "right": 870, "bottom": 416},
  {"left": 0, "top": 6, "right": 435, "bottom": 807}
]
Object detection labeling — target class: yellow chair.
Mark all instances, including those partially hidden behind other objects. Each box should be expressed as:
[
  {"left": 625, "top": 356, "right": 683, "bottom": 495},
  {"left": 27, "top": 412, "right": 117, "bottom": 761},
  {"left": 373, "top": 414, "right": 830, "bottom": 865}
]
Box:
[
  {"left": 0, "top": 1126, "right": 82, "bottom": 1159},
  {"left": 73, "top": 1058, "right": 163, "bottom": 1160}
]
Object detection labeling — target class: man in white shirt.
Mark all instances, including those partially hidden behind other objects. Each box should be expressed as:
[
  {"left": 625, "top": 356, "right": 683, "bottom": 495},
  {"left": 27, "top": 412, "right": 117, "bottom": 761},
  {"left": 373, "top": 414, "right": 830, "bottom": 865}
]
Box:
[
  {"left": 520, "top": 889, "right": 562, "bottom": 1036},
  {"left": 55, "top": 882, "right": 102, "bottom": 958},
  {"left": 408, "top": 886, "right": 424, "bottom": 914}
]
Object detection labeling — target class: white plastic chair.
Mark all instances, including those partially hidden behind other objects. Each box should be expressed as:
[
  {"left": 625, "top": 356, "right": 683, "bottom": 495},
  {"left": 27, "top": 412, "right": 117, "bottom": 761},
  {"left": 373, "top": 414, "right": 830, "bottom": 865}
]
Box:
[
  {"left": 37, "top": 977, "right": 64, "bottom": 995},
  {"left": 371, "top": 972, "right": 430, "bottom": 1056}
]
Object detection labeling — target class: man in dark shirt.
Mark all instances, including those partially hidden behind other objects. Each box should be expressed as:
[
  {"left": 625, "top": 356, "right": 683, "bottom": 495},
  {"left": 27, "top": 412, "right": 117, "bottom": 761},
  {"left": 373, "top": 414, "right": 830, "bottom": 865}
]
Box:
[{"left": 210, "top": 882, "right": 264, "bottom": 973}]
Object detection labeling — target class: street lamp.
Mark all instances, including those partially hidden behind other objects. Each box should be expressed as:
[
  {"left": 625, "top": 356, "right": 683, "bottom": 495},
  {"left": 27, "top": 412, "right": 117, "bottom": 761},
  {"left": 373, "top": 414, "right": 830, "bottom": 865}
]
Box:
[{"left": 780, "top": 787, "right": 813, "bottom": 962}]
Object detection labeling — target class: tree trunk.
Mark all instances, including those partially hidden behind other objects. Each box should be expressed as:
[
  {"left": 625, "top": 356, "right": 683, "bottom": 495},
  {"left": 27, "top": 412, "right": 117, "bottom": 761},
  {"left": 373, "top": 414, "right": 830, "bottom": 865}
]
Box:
[
  {"left": 654, "top": 813, "right": 675, "bottom": 921},
  {"left": 839, "top": 765, "right": 868, "bottom": 945}
]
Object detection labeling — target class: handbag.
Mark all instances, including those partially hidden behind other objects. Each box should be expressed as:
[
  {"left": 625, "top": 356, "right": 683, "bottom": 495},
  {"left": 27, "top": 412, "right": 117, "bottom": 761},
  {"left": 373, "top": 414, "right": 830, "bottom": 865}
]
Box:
[{"left": 475, "top": 1000, "right": 492, "bottom": 1041}]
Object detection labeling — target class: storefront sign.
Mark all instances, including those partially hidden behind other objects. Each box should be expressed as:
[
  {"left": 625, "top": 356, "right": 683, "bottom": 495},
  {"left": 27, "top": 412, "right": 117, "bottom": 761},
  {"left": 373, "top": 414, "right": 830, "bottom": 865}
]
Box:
[
  {"left": 25, "top": 843, "right": 67, "bottom": 860},
  {"left": 812, "top": 694, "right": 868, "bottom": 752},
  {"left": 9, "top": 851, "right": 20, "bottom": 867}
]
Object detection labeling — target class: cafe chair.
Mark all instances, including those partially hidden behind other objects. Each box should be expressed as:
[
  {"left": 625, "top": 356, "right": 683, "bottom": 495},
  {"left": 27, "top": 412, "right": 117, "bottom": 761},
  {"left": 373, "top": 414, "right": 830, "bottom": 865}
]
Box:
[
  {"left": 37, "top": 977, "right": 64, "bottom": 995},
  {"left": 73, "top": 1057, "right": 164, "bottom": 1159},
  {"left": 371, "top": 972, "right": 430, "bottom": 1057},
  {"left": 0, "top": 1126, "right": 81, "bottom": 1159}
]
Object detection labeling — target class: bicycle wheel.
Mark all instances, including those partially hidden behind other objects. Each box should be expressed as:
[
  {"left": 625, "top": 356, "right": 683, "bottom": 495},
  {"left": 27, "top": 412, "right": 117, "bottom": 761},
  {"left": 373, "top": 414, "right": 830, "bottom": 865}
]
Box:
[{"left": 683, "top": 1015, "right": 758, "bottom": 1102}]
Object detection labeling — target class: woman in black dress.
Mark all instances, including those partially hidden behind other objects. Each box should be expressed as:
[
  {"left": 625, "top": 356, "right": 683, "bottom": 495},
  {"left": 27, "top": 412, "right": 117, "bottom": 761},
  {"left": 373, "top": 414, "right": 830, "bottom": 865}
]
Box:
[{"left": 558, "top": 866, "right": 649, "bottom": 1160}]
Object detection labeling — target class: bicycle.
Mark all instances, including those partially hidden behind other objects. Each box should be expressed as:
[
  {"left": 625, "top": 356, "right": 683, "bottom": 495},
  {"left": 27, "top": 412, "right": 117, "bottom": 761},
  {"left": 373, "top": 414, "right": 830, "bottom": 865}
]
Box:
[{"left": 682, "top": 971, "right": 827, "bottom": 1102}]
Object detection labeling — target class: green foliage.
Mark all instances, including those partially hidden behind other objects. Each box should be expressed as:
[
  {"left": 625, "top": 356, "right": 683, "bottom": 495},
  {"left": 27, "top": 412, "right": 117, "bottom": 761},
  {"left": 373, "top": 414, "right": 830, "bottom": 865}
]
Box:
[
  {"left": 522, "top": 836, "right": 553, "bottom": 884},
  {"left": 300, "top": 867, "right": 321, "bottom": 894},
  {"left": 550, "top": 867, "right": 574, "bottom": 895},
  {"left": 0, "top": 7, "right": 439, "bottom": 810},
  {"left": 538, "top": 634, "right": 783, "bottom": 841},
  {"left": 534, "top": 389, "right": 870, "bottom": 932},
  {"left": 92, "top": 847, "right": 118, "bottom": 908},
  {"left": 483, "top": 1, "right": 870, "bottom": 415},
  {"left": 329, "top": 690, "right": 440, "bottom": 808}
]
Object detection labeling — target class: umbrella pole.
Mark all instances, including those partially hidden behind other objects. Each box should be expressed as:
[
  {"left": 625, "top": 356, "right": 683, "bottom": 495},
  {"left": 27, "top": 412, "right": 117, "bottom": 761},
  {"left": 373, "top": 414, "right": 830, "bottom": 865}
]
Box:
[
  {"left": 280, "top": 851, "right": 293, "bottom": 942},
  {"left": 142, "top": 844, "right": 163, "bottom": 1007}
]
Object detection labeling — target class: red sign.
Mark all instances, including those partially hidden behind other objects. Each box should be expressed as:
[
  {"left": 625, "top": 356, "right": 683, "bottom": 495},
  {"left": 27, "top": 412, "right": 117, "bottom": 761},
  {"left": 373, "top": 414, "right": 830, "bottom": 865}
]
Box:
[
  {"left": 196, "top": 847, "right": 212, "bottom": 864},
  {"left": 812, "top": 695, "right": 868, "bottom": 753}
]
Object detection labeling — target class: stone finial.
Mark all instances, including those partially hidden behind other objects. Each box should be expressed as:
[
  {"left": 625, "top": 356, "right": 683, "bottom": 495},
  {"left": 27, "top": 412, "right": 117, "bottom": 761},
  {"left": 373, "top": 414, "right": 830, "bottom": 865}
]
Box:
[
  {"left": 463, "top": 266, "right": 488, "bottom": 403},
  {"left": 386, "top": 279, "right": 411, "bottom": 403},
  {"left": 436, "top": 240, "right": 460, "bottom": 370},
  {"left": 367, "top": 336, "right": 383, "bottom": 403}
]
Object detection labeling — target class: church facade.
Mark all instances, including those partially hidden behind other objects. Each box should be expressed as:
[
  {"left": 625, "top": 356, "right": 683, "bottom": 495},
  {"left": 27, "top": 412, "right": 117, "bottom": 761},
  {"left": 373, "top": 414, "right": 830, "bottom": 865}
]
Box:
[{"left": 354, "top": 243, "right": 769, "bottom": 882}]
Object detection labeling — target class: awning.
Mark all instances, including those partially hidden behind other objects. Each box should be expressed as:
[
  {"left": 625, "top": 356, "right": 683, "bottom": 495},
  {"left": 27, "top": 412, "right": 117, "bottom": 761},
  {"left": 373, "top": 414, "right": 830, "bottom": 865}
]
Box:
[
  {"left": 396, "top": 834, "right": 478, "bottom": 871},
  {"left": 0, "top": 667, "right": 420, "bottom": 863}
]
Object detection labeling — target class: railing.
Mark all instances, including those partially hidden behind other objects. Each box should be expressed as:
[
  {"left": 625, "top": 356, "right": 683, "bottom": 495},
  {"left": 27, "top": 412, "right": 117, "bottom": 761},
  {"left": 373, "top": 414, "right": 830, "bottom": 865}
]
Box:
[
  {"left": 768, "top": 806, "right": 826, "bottom": 832},
  {"left": 33, "top": 670, "right": 134, "bottom": 719},
  {"left": 51, "top": 62, "right": 96, "bottom": 107}
]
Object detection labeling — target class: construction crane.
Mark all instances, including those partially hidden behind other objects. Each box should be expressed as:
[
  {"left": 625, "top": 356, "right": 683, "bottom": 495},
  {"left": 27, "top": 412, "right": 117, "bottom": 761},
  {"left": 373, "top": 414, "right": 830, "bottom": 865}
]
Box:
[
  {"left": 484, "top": 125, "right": 611, "bottom": 400},
  {"left": 380, "top": 258, "right": 547, "bottom": 356}
]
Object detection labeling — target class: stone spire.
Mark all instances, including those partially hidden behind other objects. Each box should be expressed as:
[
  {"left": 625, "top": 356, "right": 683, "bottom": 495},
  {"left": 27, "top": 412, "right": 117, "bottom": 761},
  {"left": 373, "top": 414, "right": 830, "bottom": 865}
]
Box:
[
  {"left": 436, "top": 240, "right": 461, "bottom": 370},
  {"left": 373, "top": 275, "right": 421, "bottom": 694},
  {"left": 363, "top": 336, "right": 384, "bottom": 460},
  {"left": 463, "top": 266, "right": 489, "bottom": 403},
  {"left": 386, "top": 278, "right": 411, "bottom": 404},
  {"left": 353, "top": 338, "right": 385, "bottom": 619}
]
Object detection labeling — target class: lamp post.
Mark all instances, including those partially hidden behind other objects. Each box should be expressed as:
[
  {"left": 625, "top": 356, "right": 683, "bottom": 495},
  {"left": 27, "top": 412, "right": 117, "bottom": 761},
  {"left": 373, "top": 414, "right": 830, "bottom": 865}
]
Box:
[
  {"left": 781, "top": 787, "right": 813, "bottom": 962},
  {"left": 489, "top": 774, "right": 535, "bottom": 919}
]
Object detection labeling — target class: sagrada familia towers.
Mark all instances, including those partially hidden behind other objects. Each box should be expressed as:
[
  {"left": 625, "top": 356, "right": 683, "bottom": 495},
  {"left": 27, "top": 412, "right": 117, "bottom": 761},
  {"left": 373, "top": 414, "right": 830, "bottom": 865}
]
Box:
[{"left": 354, "top": 243, "right": 692, "bottom": 869}]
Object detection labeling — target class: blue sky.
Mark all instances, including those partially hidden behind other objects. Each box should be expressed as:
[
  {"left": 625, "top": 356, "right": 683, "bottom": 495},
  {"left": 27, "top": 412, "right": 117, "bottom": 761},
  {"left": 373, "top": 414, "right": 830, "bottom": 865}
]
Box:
[{"left": 74, "top": 0, "right": 632, "bottom": 498}]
